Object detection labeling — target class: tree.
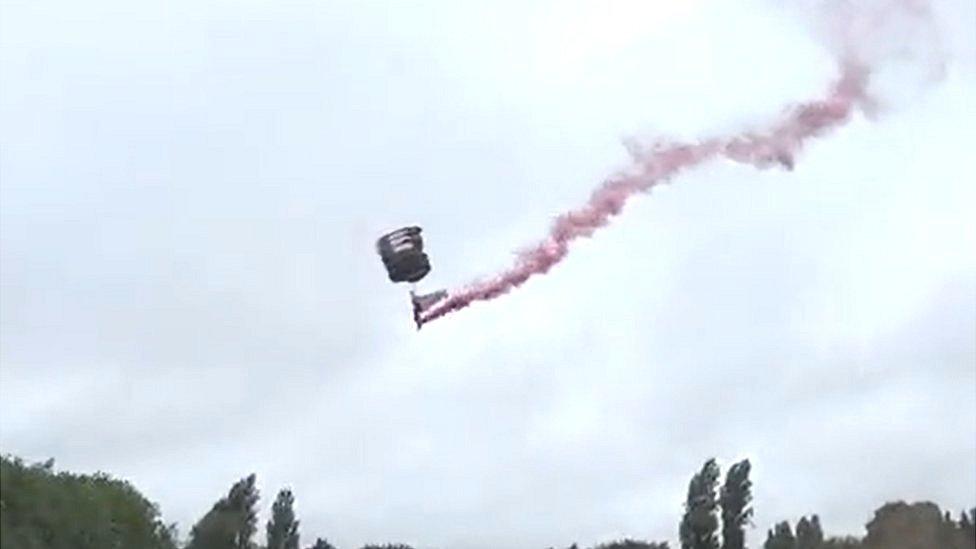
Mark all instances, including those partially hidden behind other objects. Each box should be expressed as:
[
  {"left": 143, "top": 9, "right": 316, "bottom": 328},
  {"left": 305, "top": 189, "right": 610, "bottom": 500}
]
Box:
[
  {"left": 0, "top": 454, "right": 177, "bottom": 549},
  {"left": 680, "top": 458, "right": 721, "bottom": 549},
  {"left": 594, "top": 540, "right": 670, "bottom": 549},
  {"left": 943, "top": 507, "right": 976, "bottom": 549},
  {"left": 307, "top": 537, "right": 337, "bottom": 549},
  {"left": 960, "top": 508, "right": 976, "bottom": 547},
  {"left": 961, "top": 508, "right": 976, "bottom": 534},
  {"left": 861, "top": 501, "right": 976, "bottom": 549},
  {"left": 863, "top": 501, "right": 945, "bottom": 549},
  {"left": 267, "top": 488, "right": 300, "bottom": 549},
  {"left": 763, "top": 521, "right": 795, "bottom": 549},
  {"left": 795, "top": 515, "right": 824, "bottom": 549},
  {"left": 821, "top": 536, "right": 862, "bottom": 549},
  {"left": 187, "top": 474, "right": 261, "bottom": 549},
  {"left": 228, "top": 474, "right": 260, "bottom": 548},
  {"left": 719, "top": 460, "right": 752, "bottom": 549}
]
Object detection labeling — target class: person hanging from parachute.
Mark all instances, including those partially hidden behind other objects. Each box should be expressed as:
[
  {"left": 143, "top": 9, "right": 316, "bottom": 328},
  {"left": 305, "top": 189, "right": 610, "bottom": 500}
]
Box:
[{"left": 375, "top": 226, "right": 447, "bottom": 330}]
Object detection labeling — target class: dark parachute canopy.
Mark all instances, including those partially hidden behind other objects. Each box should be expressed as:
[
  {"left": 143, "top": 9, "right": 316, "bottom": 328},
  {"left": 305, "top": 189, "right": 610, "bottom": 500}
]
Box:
[{"left": 376, "top": 226, "right": 431, "bottom": 283}]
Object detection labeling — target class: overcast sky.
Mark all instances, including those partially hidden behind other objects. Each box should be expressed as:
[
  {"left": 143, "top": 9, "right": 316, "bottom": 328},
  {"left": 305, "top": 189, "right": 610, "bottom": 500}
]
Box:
[{"left": 1, "top": 1, "right": 974, "bottom": 548}]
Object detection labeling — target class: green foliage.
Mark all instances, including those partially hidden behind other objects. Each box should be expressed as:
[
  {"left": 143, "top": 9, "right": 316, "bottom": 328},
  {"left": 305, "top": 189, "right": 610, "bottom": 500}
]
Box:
[
  {"left": 962, "top": 509, "right": 976, "bottom": 544},
  {"left": 680, "top": 458, "right": 721, "bottom": 549},
  {"left": 306, "top": 538, "right": 337, "bottom": 549},
  {"left": 719, "top": 460, "right": 752, "bottom": 549},
  {"left": 3, "top": 451, "right": 974, "bottom": 549},
  {"left": 267, "top": 489, "right": 300, "bottom": 549},
  {"left": 0, "top": 455, "right": 176, "bottom": 549},
  {"left": 820, "top": 536, "right": 862, "bottom": 549},
  {"left": 863, "top": 501, "right": 941, "bottom": 549},
  {"left": 961, "top": 508, "right": 975, "bottom": 531},
  {"left": 593, "top": 539, "right": 670, "bottom": 549},
  {"left": 761, "top": 502, "right": 976, "bottom": 549},
  {"left": 862, "top": 501, "right": 973, "bottom": 549},
  {"left": 763, "top": 521, "right": 795, "bottom": 549},
  {"left": 952, "top": 508, "right": 976, "bottom": 548},
  {"left": 186, "top": 474, "right": 260, "bottom": 549},
  {"left": 795, "top": 515, "right": 824, "bottom": 549}
]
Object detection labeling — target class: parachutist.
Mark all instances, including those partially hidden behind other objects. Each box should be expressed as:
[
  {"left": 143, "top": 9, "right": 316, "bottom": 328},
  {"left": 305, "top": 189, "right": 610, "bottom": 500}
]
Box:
[
  {"left": 411, "top": 289, "right": 448, "bottom": 330},
  {"left": 413, "top": 293, "right": 422, "bottom": 330},
  {"left": 376, "top": 226, "right": 447, "bottom": 330}
]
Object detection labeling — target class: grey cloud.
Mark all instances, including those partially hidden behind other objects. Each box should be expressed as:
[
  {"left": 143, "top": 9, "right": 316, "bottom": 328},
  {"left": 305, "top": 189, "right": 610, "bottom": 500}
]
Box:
[{"left": 2, "top": 1, "right": 974, "bottom": 548}]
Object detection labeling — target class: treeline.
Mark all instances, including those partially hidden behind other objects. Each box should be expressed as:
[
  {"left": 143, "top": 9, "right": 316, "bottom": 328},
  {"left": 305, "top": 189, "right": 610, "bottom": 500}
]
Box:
[
  {"left": 0, "top": 456, "right": 176, "bottom": 549},
  {"left": 1, "top": 454, "right": 973, "bottom": 549},
  {"left": 668, "top": 459, "right": 975, "bottom": 549}
]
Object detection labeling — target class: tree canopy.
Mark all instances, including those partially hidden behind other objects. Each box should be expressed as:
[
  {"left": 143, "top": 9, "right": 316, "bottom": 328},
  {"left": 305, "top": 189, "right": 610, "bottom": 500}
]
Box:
[
  {"left": 680, "top": 458, "right": 721, "bottom": 549},
  {"left": 0, "top": 455, "right": 176, "bottom": 549},
  {"left": 1, "top": 453, "right": 972, "bottom": 549}
]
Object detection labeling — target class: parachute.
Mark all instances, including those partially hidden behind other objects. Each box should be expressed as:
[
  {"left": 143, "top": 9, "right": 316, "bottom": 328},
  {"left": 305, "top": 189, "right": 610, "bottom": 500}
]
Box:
[
  {"left": 376, "top": 226, "right": 431, "bottom": 283},
  {"left": 376, "top": 226, "right": 446, "bottom": 329}
]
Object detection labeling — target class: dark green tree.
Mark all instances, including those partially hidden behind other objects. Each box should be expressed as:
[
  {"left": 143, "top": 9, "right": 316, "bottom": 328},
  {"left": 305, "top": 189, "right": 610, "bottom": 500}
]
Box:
[
  {"left": 863, "top": 501, "right": 945, "bottom": 549},
  {"left": 594, "top": 540, "right": 670, "bottom": 549},
  {"left": 680, "top": 458, "right": 721, "bottom": 549},
  {"left": 229, "top": 474, "right": 260, "bottom": 548},
  {"left": 861, "top": 500, "right": 976, "bottom": 549},
  {"left": 795, "top": 515, "right": 824, "bottom": 549},
  {"left": 962, "top": 508, "right": 975, "bottom": 532},
  {"left": 960, "top": 508, "right": 976, "bottom": 547},
  {"left": 820, "top": 536, "right": 862, "bottom": 549},
  {"left": 943, "top": 506, "right": 976, "bottom": 549},
  {"left": 763, "top": 521, "right": 795, "bottom": 549},
  {"left": 267, "top": 488, "right": 300, "bottom": 549},
  {"left": 307, "top": 537, "right": 337, "bottom": 549},
  {"left": 0, "top": 455, "right": 177, "bottom": 549},
  {"left": 719, "top": 460, "right": 752, "bottom": 549},
  {"left": 187, "top": 474, "right": 260, "bottom": 549}
]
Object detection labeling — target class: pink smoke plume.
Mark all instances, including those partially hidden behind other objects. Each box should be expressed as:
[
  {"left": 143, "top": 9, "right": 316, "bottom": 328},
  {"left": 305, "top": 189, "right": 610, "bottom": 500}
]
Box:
[{"left": 418, "top": 1, "right": 942, "bottom": 328}]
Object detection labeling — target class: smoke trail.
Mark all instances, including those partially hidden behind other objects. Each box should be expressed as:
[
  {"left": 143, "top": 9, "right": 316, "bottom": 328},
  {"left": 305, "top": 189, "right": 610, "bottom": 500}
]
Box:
[{"left": 419, "top": 1, "right": 940, "bottom": 327}]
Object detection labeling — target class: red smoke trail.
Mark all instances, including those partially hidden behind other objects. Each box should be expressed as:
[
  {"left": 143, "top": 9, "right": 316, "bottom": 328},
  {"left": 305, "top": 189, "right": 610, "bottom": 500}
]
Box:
[
  {"left": 418, "top": 61, "right": 872, "bottom": 326},
  {"left": 418, "top": 0, "right": 945, "bottom": 327}
]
